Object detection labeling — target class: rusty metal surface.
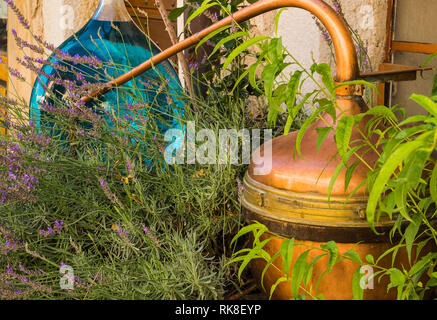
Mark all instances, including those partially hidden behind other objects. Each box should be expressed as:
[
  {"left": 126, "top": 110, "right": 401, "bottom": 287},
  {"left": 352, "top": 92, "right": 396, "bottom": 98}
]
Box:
[{"left": 81, "top": 0, "right": 359, "bottom": 103}]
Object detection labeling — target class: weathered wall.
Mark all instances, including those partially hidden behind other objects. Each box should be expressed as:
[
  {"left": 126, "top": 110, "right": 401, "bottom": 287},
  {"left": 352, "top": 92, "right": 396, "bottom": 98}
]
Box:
[{"left": 320, "top": 0, "right": 388, "bottom": 74}]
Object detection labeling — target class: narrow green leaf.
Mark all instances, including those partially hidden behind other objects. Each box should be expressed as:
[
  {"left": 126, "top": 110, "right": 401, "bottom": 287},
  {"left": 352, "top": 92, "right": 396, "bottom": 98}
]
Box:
[
  {"left": 269, "top": 276, "right": 288, "bottom": 299},
  {"left": 404, "top": 214, "right": 422, "bottom": 264},
  {"left": 365, "top": 105, "right": 397, "bottom": 122},
  {"left": 286, "top": 70, "right": 303, "bottom": 111},
  {"left": 409, "top": 94, "right": 437, "bottom": 117},
  {"left": 430, "top": 163, "right": 437, "bottom": 205},
  {"left": 327, "top": 143, "right": 364, "bottom": 202},
  {"left": 335, "top": 115, "right": 355, "bottom": 162},
  {"left": 422, "top": 52, "right": 437, "bottom": 68},
  {"left": 283, "top": 115, "right": 294, "bottom": 136},
  {"left": 398, "top": 115, "right": 428, "bottom": 127},
  {"left": 274, "top": 8, "right": 288, "bottom": 35},
  {"left": 320, "top": 241, "right": 338, "bottom": 273},
  {"left": 247, "top": 51, "right": 268, "bottom": 94},
  {"left": 343, "top": 249, "right": 363, "bottom": 264},
  {"left": 262, "top": 63, "right": 279, "bottom": 102},
  {"left": 305, "top": 254, "right": 326, "bottom": 286},
  {"left": 352, "top": 267, "right": 364, "bottom": 300},
  {"left": 393, "top": 182, "right": 412, "bottom": 222},
  {"left": 295, "top": 106, "right": 324, "bottom": 158},
  {"left": 195, "top": 25, "right": 232, "bottom": 54},
  {"left": 344, "top": 161, "right": 360, "bottom": 193},
  {"left": 168, "top": 5, "right": 188, "bottom": 20},
  {"left": 315, "top": 127, "right": 332, "bottom": 153},
  {"left": 185, "top": 1, "right": 219, "bottom": 27},
  {"left": 261, "top": 251, "right": 282, "bottom": 291},
  {"left": 230, "top": 221, "right": 265, "bottom": 247},
  {"left": 280, "top": 238, "right": 295, "bottom": 277},
  {"left": 365, "top": 254, "right": 374, "bottom": 264},
  {"left": 231, "top": 68, "right": 250, "bottom": 93},
  {"left": 222, "top": 36, "right": 269, "bottom": 75},
  {"left": 290, "top": 250, "right": 310, "bottom": 298},
  {"left": 366, "top": 137, "right": 429, "bottom": 232},
  {"left": 406, "top": 150, "right": 429, "bottom": 189},
  {"left": 388, "top": 268, "right": 406, "bottom": 289},
  {"left": 375, "top": 243, "right": 401, "bottom": 265},
  {"left": 209, "top": 31, "right": 250, "bottom": 58},
  {"left": 315, "top": 63, "right": 335, "bottom": 94},
  {"left": 238, "top": 237, "right": 273, "bottom": 280},
  {"left": 408, "top": 253, "right": 436, "bottom": 276},
  {"left": 267, "top": 38, "right": 283, "bottom": 64},
  {"left": 327, "top": 160, "right": 345, "bottom": 203}
]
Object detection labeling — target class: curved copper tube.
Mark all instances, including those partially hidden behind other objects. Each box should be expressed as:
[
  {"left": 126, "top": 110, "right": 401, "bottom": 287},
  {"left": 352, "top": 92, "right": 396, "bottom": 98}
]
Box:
[{"left": 81, "top": 0, "right": 359, "bottom": 104}]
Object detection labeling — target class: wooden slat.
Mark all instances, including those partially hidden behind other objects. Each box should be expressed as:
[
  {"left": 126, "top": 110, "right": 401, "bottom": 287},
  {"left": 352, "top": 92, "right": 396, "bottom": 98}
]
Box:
[
  {"left": 126, "top": 0, "right": 177, "bottom": 11},
  {"left": 125, "top": 0, "right": 178, "bottom": 52},
  {"left": 377, "top": 82, "right": 386, "bottom": 106},
  {"left": 0, "top": 56, "right": 7, "bottom": 83},
  {"left": 392, "top": 41, "right": 437, "bottom": 55},
  {"left": 131, "top": 17, "right": 177, "bottom": 50},
  {"left": 127, "top": 7, "right": 170, "bottom": 21},
  {"left": 384, "top": 0, "right": 395, "bottom": 61}
]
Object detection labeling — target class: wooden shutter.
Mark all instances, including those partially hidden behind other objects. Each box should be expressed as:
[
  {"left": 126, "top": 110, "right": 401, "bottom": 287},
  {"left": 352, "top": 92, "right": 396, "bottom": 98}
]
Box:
[
  {"left": 125, "top": 0, "right": 178, "bottom": 51},
  {"left": 380, "top": 0, "right": 437, "bottom": 114}
]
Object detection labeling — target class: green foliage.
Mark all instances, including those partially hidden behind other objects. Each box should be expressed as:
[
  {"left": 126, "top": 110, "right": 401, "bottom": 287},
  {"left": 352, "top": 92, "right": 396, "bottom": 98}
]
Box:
[
  {"left": 228, "top": 223, "right": 362, "bottom": 300},
  {"left": 226, "top": 6, "right": 437, "bottom": 299},
  {"left": 0, "top": 84, "right": 254, "bottom": 299},
  {"left": 0, "top": 5, "right": 278, "bottom": 296}
]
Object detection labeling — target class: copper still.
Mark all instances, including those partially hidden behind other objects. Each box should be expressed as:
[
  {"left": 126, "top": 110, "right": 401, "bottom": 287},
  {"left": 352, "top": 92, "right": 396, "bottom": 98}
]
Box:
[{"left": 82, "top": 0, "right": 431, "bottom": 299}]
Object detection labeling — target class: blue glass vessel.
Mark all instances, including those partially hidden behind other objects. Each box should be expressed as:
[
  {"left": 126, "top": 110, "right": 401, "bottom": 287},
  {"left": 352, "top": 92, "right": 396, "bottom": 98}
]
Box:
[{"left": 29, "top": 0, "right": 185, "bottom": 157}]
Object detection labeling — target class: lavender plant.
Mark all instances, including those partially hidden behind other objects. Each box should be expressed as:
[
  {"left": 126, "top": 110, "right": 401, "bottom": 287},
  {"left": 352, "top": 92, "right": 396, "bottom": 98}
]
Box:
[{"left": 0, "top": 0, "right": 272, "bottom": 300}]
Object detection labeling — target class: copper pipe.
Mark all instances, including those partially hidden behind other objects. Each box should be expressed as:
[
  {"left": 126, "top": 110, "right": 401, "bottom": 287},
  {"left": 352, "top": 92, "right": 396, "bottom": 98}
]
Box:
[{"left": 81, "top": 0, "right": 359, "bottom": 104}]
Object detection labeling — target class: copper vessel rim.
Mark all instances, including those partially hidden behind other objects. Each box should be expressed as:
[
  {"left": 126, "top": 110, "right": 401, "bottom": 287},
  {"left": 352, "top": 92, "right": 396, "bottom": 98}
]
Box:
[
  {"left": 244, "top": 173, "right": 369, "bottom": 204},
  {"left": 243, "top": 208, "right": 398, "bottom": 243}
]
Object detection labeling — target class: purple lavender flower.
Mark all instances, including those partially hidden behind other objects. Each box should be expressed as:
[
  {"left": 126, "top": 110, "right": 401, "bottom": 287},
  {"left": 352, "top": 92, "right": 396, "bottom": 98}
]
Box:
[
  {"left": 39, "top": 221, "right": 64, "bottom": 237},
  {"left": 98, "top": 177, "right": 124, "bottom": 209},
  {"left": 0, "top": 141, "right": 41, "bottom": 205},
  {"left": 142, "top": 225, "right": 161, "bottom": 247},
  {"left": 3, "top": 1, "right": 30, "bottom": 30}
]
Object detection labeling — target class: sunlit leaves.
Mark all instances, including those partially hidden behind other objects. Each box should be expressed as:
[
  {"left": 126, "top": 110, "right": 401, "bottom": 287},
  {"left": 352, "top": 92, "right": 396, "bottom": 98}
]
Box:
[{"left": 222, "top": 36, "right": 269, "bottom": 75}]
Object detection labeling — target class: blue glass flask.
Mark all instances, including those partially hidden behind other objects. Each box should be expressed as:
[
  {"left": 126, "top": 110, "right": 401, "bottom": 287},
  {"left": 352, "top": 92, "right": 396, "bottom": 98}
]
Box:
[{"left": 29, "top": 0, "right": 185, "bottom": 157}]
